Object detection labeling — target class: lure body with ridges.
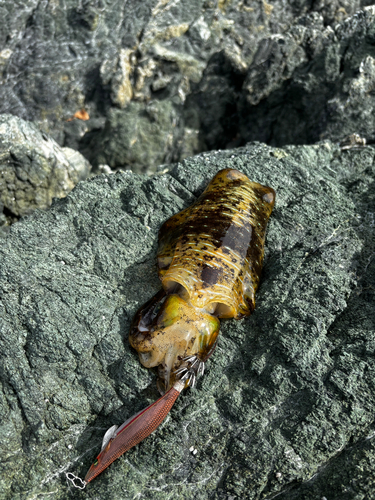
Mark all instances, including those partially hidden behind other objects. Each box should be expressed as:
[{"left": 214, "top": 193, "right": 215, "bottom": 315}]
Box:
[{"left": 84, "top": 379, "right": 185, "bottom": 483}]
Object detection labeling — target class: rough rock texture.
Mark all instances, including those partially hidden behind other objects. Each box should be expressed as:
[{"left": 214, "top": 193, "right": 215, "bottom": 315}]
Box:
[
  {"left": 83, "top": 101, "right": 181, "bottom": 172},
  {"left": 1, "top": 1, "right": 375, "bottom": 172},
  {"left": 237, "top": 7, "right": 375, "bottom": 147},
  {"left": 0, "top": 114, "right": 91, "bottom": 232},
  {"left": 1, "top": 141, "right": 374, "bottom": 499}
]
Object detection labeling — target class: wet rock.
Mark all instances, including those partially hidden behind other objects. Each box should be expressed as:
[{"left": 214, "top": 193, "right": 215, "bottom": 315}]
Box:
[
  {"left": 0, "top": 1, "right": 374, "bottom": 172},
  {"left": 0, "top": 141, "right": 374, "bottom": 499},
  {"left": 0, "top": 114, "right": 91, "bottom": 232}
]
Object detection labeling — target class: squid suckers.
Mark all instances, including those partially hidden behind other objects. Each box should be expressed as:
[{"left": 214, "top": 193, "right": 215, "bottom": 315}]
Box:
[{"left": 130, "top": 168, "right": 275, "bottom": 392}]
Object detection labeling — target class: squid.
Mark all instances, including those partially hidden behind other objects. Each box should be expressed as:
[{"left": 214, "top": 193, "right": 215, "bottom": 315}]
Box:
[{"left": 67, "top": 168, "right": 275, "bottom": 488}]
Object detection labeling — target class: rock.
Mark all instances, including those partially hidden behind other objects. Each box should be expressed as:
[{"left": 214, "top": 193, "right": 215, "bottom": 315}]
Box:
[
  {"left": 0, "top": 141, "right": 374, "bottom": 499},
  {"left": 80, "top": 100, "right": 181, "bottom": 172},
  {"left": 237, "top": 6, "right": 375, "bottom": 147},
  {"left": 0, "top": 114, "right": 91, "bottom": 232},
  {"left": 1, "top": 1, "right": 375, "bottom": 171}
]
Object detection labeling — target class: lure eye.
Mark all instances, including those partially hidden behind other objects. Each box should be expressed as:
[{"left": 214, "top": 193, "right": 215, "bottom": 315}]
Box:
[{"left": 93, "top": 459, "right": 99, "bottom": 467}]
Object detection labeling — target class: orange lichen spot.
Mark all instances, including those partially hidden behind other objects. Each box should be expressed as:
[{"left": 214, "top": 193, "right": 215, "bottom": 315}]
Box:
[
  {"left": 66, "top": 109, "right": 90, "bottom": 122},
  {"left": 73, "top": 109, "right": 90, "bottom": 120}
]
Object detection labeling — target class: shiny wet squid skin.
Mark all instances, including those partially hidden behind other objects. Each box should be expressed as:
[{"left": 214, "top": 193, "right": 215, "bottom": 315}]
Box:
[{"left": 130, "top": 168, "right": 275, "bottom": 393}]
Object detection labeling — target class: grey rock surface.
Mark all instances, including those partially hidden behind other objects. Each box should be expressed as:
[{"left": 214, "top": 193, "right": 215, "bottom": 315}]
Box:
[
  {"left": 81, "top": 100, "right": 182, "bottom": 172},
  {"left": 0, "top": 114, "right": 91, "bottom": 231},
  {"left": 237, "top": 6, "right": 375, "bottom": 147},
  {"left": 1, "top": 1, "right": 375, "bottom": 172},
  {"left": 0, "top": 141, "right": 374, "bottom": 499}
]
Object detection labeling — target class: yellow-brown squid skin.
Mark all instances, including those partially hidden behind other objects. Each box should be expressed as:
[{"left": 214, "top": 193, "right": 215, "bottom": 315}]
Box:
[
  {"left": 130, "top": 168, "right": 275, "bottom": 392},
  {"left": 76, "top": 169, "right": 275, "bottom": 486}
]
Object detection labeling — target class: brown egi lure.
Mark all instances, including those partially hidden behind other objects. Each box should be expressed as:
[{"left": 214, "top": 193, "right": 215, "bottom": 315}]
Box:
[{"left": 67, "top": 169, "right": 275, "bottom": 488}]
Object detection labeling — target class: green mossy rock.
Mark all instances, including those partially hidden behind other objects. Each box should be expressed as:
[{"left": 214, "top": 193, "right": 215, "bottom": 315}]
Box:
[{"left": 0, "top": 141, "right": 374, "bottom": 499}]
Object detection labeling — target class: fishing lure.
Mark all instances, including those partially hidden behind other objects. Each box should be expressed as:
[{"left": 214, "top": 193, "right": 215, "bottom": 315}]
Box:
[{"left": 66, "top": 168, "right": 275, "bottom": 488}]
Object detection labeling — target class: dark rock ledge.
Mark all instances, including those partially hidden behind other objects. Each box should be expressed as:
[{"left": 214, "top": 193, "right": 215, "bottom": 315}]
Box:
[
  {"left": 2, "top": 1, "right": 375, "bottom": 173},
  {"left": 0, "top": 141, "right": 374, "bottom": 499}
]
